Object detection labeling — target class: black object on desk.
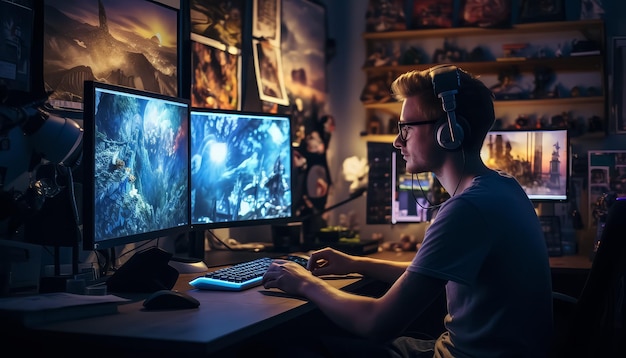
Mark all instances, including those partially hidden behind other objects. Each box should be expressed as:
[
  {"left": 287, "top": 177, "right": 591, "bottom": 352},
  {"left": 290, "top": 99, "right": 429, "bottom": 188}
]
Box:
[
  {"left": 142, "top": 289, "right": 200, "bottom": 310},
  {"left": 106, "top": 247, "right": 179, "bottom": 293}
]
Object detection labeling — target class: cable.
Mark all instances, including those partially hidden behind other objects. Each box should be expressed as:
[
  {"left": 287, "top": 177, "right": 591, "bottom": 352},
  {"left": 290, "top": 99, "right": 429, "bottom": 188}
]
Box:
[
  {"left": 206, "top": 229, "right": 234, "bottom": 251},
  {"left": 411, "top": 149, "right": 466, "bottom": 210}
]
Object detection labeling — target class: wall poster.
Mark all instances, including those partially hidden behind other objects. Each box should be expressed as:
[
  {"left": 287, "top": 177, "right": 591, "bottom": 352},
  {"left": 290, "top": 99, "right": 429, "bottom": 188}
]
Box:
[
  {"left": 0, "top": 0, "right": 34, "bottom": 93},
  {"left": 280, "top": 0, "right": 328, "bottom": 140},
  {"left": 43, "top": 0, "right": 179, "bottom": 110},
  {"left": 189, "top": 0, "right": 243, "bottom": 54},
  {"left": 252, "top": 38, "right": 288, "bottom": 106},
  {"left": 190, "top": 34, "right": 241, "bottom": 110},
  {"left": 252, "top": 0, "right": 288, "bottom": 106},
  {"left": 588, "top": 150, "right": 626, "bottom": 225}
]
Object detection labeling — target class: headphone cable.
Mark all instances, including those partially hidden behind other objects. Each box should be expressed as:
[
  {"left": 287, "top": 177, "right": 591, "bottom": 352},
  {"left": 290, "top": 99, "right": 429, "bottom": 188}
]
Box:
[{"left": 411, "top": 149, "right": 466, "bottom": 210}]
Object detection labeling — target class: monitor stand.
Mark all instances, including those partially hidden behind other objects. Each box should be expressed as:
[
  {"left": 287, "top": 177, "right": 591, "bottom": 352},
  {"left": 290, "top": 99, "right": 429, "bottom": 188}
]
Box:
[{"left": 168, "top": 256, "right": 209, "bottom": 274}]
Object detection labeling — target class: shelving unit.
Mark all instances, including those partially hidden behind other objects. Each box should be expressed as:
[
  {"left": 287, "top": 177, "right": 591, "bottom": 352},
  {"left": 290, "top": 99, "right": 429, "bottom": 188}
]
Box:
[{"left": 360, "top": 20, "right": 607, "bottom": 142}]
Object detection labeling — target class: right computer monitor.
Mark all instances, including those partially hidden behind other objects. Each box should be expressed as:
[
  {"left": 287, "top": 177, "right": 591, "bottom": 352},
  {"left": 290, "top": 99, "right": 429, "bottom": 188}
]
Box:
[
  {"left": 189, "top": 108, "right": 293, "bottom": 229},
  {"left": 480, "top": 128, "right": 569, "bottom": 202}
]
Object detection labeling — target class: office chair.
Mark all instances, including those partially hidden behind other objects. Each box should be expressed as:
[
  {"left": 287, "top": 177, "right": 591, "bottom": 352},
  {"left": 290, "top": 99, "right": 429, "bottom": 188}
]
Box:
[{"left": 550, "top": 198, "right": 626, "bottom": 357}]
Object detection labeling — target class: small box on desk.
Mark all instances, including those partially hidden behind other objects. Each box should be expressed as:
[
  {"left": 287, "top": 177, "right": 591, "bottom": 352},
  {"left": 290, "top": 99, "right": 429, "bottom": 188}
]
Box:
[
  {"left": 305, "top": 228, "right": 381, "bottom": 256},
  {"left": 328, "top": 238, "right": 381, "bottom": 256},
  {"left": 316, "top": 226, "right": 358, "bottom": 243}
]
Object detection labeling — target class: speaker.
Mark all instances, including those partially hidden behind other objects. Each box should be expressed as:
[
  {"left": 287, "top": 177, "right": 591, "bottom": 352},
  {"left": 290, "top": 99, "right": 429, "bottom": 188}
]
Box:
[
  {"left": 106, "top": 246, "right": 179, "bottom": 293},
  {"left": 430, "top": 65, "right": 465, "bottom": 150}
]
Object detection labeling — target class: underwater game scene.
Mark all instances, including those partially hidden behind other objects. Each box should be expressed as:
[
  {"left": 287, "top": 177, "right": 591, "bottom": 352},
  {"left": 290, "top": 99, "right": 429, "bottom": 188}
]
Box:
[
  {"left": 190, "top": 110, "right": 292, "bottom": 226},
  {"left": 93, "top": 88, "right": 189, "bottom": 243}
]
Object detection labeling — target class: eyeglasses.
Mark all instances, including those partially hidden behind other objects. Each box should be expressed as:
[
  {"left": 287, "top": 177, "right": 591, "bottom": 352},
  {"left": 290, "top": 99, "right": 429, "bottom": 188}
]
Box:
[{"left": 397, "top": 120, "right": 438, "bottom": 141}]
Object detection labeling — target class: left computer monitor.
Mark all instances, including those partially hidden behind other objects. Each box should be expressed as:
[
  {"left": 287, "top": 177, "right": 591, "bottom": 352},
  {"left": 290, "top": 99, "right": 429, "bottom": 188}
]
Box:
[
  {"left": 82, "top": 81, "right": 190, "bottom": 251},
  {"left": 189, "top": 108, "right": 293, "bottom": 229}
]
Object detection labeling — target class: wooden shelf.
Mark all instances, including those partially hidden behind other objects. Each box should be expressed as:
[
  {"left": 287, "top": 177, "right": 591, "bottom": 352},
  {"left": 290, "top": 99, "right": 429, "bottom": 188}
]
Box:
[
  {"left": 360, "top": 19, "right": 606, "bottom": 139},
  {"left": 362, "top": 19, "right": 604, "bottom": 41},
  {"left": 363, "top": 96, "right": 604, "bottom": 111},
  {"left": 363, "top": 55, "right": 604, "bottom": 75}
]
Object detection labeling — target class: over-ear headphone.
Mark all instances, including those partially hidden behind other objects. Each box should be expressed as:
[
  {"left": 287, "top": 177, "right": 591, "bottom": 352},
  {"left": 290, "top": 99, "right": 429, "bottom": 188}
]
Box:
[{"left": 430, "top": 65, "right": 466, "bottom": 151}]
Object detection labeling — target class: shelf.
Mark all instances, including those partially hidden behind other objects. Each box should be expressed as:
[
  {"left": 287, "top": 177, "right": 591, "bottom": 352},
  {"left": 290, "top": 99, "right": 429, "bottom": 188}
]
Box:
[
  {"left": 363, "top": 96, "right": 604, "bottom": 111},
  {"left": 363, "top": 56, "right": 604, "bottom": 75},
  {"left": 362, "top": 19, "right": 604, "bottom": 41},
  {"left": 360, "top": 19, "right": 607, "bottom": 142},
  {"left": 360, "top": 134, "right": 398, "bottom": 143}
]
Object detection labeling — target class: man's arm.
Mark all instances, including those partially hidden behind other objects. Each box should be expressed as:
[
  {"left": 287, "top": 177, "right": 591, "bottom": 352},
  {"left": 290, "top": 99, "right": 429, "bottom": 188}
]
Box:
[
  {"left": 350, "top": 255, "right": 414, "bottom": 283},
  {"left": 301, "top": 270, "right": 446, "bottom": 341}
]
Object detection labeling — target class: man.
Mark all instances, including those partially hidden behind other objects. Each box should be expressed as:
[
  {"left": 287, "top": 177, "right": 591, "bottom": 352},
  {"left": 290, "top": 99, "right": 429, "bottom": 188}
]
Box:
[{"left": 262, "top": 65, "right": 553, "bottom": 357}]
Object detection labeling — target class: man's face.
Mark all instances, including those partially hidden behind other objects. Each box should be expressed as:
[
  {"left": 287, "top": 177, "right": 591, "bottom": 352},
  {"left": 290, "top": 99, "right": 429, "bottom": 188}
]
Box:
[{"left": 393, "top": 96, "right": 443, "bottom": 174}]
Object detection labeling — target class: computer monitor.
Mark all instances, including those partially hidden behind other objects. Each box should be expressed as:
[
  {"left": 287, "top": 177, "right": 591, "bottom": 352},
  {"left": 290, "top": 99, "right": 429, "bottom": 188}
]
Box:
[
  {"left": 190, "top": 108, "right": 293, "bottom": 229},
  {"left": 480, "top": 128, "right": 569, "bottom": 202},
  {"left": 391, "top": 150, "right": 443, "bottom": 223},
  {"left": 82, "top": 81, "right": 190, "bottom": 251}
]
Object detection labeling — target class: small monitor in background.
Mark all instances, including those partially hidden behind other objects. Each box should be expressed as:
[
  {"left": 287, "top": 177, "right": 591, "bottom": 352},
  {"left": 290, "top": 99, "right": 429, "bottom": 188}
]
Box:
[
  {"left": 391, "top": 150, "right": 443, "bottom": 224},
  {"left": 480, "top": 128, "right": 569, "bottom": 202},
  {"left": 82, "top": 81, "right": 190, "bottom": 251},
  {"left": 189, "top": 108, "right": 293, "bottom": 230}
]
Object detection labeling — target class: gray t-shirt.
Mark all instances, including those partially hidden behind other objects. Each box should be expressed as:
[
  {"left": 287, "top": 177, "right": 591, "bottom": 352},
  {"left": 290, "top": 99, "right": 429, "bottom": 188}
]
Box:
[{"left": 408, "top": 170, "right": 553, "bottom": 357}]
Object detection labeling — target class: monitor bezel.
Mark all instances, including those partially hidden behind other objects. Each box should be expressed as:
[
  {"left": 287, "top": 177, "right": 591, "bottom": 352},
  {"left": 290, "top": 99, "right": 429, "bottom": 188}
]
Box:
[
  {"left": 82, "top": 80, "right": 191, "bottom": 251},
  {"left": 189, "top": 107, "right": 295, "bottom": 232},
  {"left": 481, "top": 127, "right": 570, "bottom": 203}
]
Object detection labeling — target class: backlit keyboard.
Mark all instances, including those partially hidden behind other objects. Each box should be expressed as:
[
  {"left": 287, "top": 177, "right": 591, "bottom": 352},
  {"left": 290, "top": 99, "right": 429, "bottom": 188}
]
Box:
[{"left": 189, "top": 255, "right": 309, "bottom": 291}]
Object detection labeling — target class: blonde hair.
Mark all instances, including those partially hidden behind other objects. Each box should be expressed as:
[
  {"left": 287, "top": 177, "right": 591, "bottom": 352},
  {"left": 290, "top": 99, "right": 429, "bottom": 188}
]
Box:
[{"left": 390, "top": 66, "right": 496, "bottom": 151}]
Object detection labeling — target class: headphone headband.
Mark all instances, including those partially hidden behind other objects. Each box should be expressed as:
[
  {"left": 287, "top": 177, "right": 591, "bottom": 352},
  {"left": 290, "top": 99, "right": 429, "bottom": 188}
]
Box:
[{"left": 429, "top": 65, "right": 464, "bottom": 150}]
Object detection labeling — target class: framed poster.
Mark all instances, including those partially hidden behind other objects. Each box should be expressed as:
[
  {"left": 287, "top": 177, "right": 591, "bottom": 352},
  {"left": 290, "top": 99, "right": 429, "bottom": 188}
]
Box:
[
  {"left": 190, "top": 34, "right": 241, "bottom": 110},
  {"left": 190, "top": 0, "right": 243, "bottom": 53},
  {"left": 280, "top": 0, "right": 328, "bottom": 137},
  {"left": 253, "top": 0, "right": 280, "bottom": 46},
  {"left": 253, "top": 39, "right": 288, "bottom": 106},
  {"left": 0, "top": 0, "right": 34, "bottom": 92},
  {"left": 43, "top": 0, "right": 179, "bottom": 110},
  {"left": 588, "top": 150, "right": 626, "bottom": 225}
]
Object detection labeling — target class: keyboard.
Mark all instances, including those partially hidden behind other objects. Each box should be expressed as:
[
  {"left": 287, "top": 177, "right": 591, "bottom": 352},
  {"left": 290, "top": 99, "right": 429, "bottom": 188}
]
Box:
[{"left": 189, "top": 255, "right": 309, "bottom": 291}]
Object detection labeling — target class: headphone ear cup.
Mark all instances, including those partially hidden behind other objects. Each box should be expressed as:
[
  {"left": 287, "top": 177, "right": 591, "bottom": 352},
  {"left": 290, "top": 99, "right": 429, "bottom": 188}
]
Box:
[{"left": 435, "top": 117, "right": 465, "bottom": 151}]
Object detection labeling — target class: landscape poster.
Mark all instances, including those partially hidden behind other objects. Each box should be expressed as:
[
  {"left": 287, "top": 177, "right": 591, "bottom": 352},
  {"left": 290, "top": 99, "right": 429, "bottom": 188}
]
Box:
[{"left": 43, "top": 0, "right": 178, "bottom": 109}]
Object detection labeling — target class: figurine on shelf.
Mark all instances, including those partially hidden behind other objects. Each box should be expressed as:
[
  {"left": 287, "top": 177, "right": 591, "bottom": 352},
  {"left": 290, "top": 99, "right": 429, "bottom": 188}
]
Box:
[
  {"left": 365, "top": 0, "right": 407, "bottom": 32},
  {"left": 365, "top": 46, "right": 393, "bottom": 67},
  {"left": 399, "top": 47, "right": 423, "bottom": 65},
  {"left": 490, "top": 67, "right": 527, "bottom": 100},
  {"left": 360, "top": 72, "right": 394, "bottom": 104},
  {"left": 432, "top": 40, "right": 467, "bottom": 63},
  {"left": 588, "top": 115, "right": 604, "bottom": 132},
  {"left": 531, "top": 66, "right": 555, "bottom": 99}
]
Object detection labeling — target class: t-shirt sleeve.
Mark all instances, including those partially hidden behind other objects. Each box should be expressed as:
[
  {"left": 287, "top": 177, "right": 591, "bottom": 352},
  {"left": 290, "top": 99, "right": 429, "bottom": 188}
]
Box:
[{"left": 407, "top": 198, "right": 491, "bottom": 286}]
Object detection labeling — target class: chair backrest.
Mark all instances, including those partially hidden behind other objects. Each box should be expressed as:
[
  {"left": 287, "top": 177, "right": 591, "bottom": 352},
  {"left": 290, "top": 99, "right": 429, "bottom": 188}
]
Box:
[{"left": 559, "top": 198, "right": 626, "bottom": 357}]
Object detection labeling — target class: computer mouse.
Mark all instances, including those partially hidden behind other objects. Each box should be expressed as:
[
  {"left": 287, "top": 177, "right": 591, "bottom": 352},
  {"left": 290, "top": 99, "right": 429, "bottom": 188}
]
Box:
[{"left": 143, "top": 289, "right": 200, "bottom": 310}]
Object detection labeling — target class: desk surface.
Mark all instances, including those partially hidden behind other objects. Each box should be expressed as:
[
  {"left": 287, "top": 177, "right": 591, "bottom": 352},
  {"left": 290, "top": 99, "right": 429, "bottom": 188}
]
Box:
[
  {"left": 6, "top": 250, "right": 591, "bottom": 355},
  {"left": 17, "top": 270, "right": 363, "bottom": 356}
]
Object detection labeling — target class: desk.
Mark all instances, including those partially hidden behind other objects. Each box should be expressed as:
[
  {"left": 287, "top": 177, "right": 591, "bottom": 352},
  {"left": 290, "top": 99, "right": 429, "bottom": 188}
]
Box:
[
  {"left": 3, "top": 251, "right": 591, "bottom": 356},
  {"left": 3, "top": 263, "right": 366, "bottom": 356}
]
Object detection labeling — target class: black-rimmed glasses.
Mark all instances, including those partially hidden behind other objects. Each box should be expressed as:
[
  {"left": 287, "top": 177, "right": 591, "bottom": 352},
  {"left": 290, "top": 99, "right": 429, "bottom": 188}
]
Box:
[{"left": 397, "top": 120, "right": 438, "bottom": 141}]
